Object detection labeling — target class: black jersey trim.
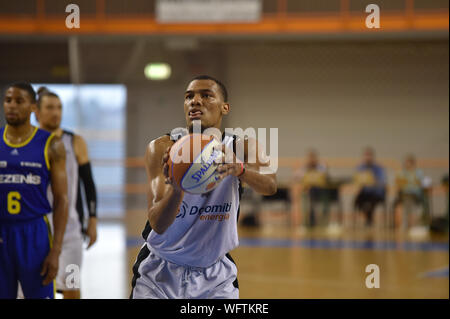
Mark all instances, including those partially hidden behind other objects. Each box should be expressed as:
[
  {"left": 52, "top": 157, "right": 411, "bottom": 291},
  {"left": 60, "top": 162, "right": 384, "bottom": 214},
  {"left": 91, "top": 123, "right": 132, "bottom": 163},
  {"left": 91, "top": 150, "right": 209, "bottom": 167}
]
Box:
[{"left": 129, "top": 244, "right": 151, "bottom": 299}]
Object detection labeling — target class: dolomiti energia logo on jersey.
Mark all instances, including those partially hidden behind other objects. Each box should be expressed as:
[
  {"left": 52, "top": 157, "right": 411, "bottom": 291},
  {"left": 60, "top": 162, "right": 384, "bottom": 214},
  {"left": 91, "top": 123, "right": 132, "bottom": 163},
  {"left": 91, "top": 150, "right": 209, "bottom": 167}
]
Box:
[{"left": 176, "top": 200, "right": 232, "bottom": 221}]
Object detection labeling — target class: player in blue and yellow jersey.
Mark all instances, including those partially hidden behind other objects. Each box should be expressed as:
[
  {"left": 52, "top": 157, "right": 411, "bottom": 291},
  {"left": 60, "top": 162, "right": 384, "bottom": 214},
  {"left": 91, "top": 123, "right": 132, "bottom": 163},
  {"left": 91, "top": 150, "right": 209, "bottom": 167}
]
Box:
[
  {"left": 34, "top": 87, "right": 98, "bottom": 299},
  {"left": 0, "top": 82, "right": 68, "bottom": 299}
]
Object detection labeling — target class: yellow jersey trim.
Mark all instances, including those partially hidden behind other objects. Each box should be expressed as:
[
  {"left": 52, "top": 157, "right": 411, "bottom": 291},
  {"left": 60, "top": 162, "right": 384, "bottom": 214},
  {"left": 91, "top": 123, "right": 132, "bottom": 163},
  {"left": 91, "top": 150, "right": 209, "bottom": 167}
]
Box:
[
  {"left": 43, "top": 215, "right": 53, "bottom": 249},
  {"left": 44, "top": 133, "right": 56, "bottom": 170},
  {"left": 3, "top": 125, "right": 38, "bottom": 148}
]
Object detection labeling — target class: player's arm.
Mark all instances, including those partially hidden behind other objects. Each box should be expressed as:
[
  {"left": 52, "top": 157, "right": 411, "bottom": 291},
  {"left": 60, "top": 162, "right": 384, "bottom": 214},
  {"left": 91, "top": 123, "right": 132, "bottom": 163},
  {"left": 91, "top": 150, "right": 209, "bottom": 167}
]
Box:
[
  {"left": 145, "top": 136, "right": 184, "bottom": 235},
  {"left": 73, "top": 134, "right": 97, "bottom": 249},
  {"left": 217, "top": 137, "right": 277, "bottom": 196},
  {"left": 41, "top": 136, "right": 69, "bottom": 285}
]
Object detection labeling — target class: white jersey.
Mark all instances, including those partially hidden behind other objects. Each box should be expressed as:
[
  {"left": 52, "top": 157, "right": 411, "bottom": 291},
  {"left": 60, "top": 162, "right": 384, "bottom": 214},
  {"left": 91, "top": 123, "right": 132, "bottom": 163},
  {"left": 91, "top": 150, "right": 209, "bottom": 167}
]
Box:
[
  {"left": 48, "top": 130, "right": 81, "bottom": 236},
  {"left": 147, "top": 133, "right": 240, "bottom": 268}
]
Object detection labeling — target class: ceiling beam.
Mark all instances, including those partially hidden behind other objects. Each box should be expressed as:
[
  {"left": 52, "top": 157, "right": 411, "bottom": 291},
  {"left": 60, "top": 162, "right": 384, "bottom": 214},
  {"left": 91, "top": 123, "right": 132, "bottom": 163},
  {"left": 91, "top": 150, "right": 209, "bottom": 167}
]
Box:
[{"left": 0, "top": 12, "right": 448, "bottom": 35}]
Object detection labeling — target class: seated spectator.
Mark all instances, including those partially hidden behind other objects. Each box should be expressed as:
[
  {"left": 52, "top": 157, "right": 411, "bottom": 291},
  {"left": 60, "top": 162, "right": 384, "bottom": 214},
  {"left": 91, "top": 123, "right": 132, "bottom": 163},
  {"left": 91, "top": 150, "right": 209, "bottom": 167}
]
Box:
[
  {"left": 354, "top": 147, "right": 387, "bottom": 227},
  {"left": 393, "top": 154, "right": 426, "bottom": 229},
  {"left": 294, "top": 149, "right": 329, "bottom": 227}
]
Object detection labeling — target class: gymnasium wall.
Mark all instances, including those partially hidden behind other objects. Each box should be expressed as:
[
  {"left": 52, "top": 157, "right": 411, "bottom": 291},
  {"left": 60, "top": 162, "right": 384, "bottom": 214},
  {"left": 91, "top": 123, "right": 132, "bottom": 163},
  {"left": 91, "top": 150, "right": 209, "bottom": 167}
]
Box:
[
  {"left": 224, "top": 40, "right": 449, "bottom": 193},
  {"left": 124, "top": 39, "right": 449, "bottom": 215},
  {"left": 225, "top": 40, "right": 449, "bottom": 161},
  {"left": 125, "top": 40, "right": 448, "bottom": 169}
]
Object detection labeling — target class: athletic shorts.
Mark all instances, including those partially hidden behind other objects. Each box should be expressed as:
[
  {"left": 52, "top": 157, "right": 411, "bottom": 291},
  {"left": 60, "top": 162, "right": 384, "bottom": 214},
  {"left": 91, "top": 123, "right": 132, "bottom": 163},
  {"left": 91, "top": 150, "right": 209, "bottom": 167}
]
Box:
[
  {"left": 45, "top": 213, "right": 84, "bottom": 292},
  {"left": 130, "top": 244, "right": 239, "bottom": 299},
  {"left": 55, "top": 229, "right": 83, "bottom": 292},
  {"left": 0, "top": 217, "right": 55, "bottom": 299}
]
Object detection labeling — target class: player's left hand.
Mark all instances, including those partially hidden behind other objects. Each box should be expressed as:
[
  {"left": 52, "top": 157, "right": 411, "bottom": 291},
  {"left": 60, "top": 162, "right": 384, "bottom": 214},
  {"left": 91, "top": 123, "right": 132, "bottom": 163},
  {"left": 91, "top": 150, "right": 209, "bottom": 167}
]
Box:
[
  {"left": 86, "top": 217, "right": 98, "bottom": 249},
  {"left": 41, "top": 249, "right": 60, "bottom": 286},
  {"left": 214, "top": 144, "right": 244, "bottom": 181}
]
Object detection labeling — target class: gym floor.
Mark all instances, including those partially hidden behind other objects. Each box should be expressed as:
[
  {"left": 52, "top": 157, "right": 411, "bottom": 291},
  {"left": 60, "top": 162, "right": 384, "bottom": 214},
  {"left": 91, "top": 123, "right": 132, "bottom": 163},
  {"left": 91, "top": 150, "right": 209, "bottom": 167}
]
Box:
[{"left": 79, "top": 219, "right": 449, "bottom": 299}]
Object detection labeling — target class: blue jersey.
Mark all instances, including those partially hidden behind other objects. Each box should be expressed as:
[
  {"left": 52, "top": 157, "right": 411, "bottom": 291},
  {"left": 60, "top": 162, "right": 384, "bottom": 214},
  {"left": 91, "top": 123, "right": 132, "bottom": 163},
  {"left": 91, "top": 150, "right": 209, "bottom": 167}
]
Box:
[{"left": 0, "top": 126, "right": 54, "bottom": 222}]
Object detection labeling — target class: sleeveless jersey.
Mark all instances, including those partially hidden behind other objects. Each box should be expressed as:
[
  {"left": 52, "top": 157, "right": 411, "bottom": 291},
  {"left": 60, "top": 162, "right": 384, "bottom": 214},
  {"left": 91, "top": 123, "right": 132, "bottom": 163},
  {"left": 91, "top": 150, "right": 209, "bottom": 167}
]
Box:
[
  {"left": 47, "top": 130, "right": 81, "bottom": 235},
  {"left": 146, "top": 132, "right": 241, "bottom": 268},
  {"left": 0, "top": 126, "right": 54, "bottom": 222}
]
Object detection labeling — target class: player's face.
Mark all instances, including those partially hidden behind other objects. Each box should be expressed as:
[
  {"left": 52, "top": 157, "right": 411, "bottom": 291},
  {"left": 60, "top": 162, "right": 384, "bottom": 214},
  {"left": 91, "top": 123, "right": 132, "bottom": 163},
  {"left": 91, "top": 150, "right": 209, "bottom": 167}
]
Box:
[
  {"left": 36, "top": 96, "right": 62, "bottom": 131},
  {"left": 404, "top": 158, "right": 415, "bottom": 170},
  {"left": 307, "top": 152, "right": 318, "bottom": 166},
  {"left": 184, "top": 79, "right": 229, "bottom": 130},
  {"left": 3, "top": 87, "right": 34, "bottom": 127}
]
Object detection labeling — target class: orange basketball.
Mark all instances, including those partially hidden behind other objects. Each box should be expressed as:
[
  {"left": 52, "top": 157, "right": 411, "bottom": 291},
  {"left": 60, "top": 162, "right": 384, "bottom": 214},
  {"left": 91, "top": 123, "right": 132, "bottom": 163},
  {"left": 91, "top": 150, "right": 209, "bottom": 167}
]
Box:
[{"left": 167, "top": 133, "right": 223, "bottom": 194}]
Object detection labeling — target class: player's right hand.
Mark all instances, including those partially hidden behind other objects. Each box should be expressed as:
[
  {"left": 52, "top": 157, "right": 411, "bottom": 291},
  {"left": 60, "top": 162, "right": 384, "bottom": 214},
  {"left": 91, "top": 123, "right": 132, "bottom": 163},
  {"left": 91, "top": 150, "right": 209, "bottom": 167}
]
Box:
[{"left": 41, "top": 249, "right": 60, "bottom": 286}]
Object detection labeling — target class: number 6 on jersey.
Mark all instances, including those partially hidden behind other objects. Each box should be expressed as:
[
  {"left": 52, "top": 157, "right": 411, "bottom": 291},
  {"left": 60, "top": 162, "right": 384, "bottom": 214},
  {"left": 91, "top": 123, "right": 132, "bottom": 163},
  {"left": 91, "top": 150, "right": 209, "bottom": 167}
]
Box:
[{"left": 7, "top": 191, "right": 21, "bottom": 215}]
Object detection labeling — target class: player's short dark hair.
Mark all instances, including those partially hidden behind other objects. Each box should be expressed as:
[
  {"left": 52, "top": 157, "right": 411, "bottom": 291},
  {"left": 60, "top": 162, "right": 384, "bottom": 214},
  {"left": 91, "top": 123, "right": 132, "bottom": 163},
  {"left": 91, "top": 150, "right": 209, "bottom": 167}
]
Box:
[
  {"left": 6, "top": 82, "right": 36, "bottom": 103},
  {"left": 190, "top": 75, "right": 228, "bottom": 102},
  {"left": 36, "top": 86, "right": 59, "bottom": 109}
]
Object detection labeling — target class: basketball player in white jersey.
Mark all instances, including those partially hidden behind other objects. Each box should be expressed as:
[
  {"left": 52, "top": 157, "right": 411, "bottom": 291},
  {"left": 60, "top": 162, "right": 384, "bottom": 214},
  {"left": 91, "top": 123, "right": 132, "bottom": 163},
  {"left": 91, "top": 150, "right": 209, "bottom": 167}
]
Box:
[
  {"left": 130, "top": 75, "right": 277, "bottom": 299},
  {"left": 34, "top": 87, "right": 98, "bottom": 299}
]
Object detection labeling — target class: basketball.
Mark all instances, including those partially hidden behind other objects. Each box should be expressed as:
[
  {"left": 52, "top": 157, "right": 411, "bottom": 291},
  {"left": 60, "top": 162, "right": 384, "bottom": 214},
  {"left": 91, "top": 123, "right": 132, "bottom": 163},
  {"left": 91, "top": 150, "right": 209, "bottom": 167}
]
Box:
[{"left": 167, "top": 133, "right": 223, "bottom": 194}]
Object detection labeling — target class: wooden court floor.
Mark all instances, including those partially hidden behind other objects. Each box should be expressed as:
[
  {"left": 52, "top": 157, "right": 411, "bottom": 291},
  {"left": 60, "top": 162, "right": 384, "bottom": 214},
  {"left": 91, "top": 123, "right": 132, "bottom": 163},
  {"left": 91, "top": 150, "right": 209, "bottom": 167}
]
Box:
[{"left": 125, "top": 220, "right": 449, "bottom": 299}]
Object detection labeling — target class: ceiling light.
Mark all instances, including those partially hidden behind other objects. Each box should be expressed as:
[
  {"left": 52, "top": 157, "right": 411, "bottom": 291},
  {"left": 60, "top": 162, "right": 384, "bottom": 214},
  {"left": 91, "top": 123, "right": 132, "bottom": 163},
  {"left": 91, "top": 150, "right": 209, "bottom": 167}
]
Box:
[{"left": 144, "top": 63, "right": 171, "bottom": 80}]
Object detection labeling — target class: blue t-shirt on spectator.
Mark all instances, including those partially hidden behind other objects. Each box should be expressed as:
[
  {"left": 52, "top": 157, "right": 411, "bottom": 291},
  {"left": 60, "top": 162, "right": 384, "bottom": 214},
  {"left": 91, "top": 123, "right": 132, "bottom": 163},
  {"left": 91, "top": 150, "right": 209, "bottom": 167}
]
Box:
[{"left": 357, "top": 163, "right": 386, "bottom": 198}]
